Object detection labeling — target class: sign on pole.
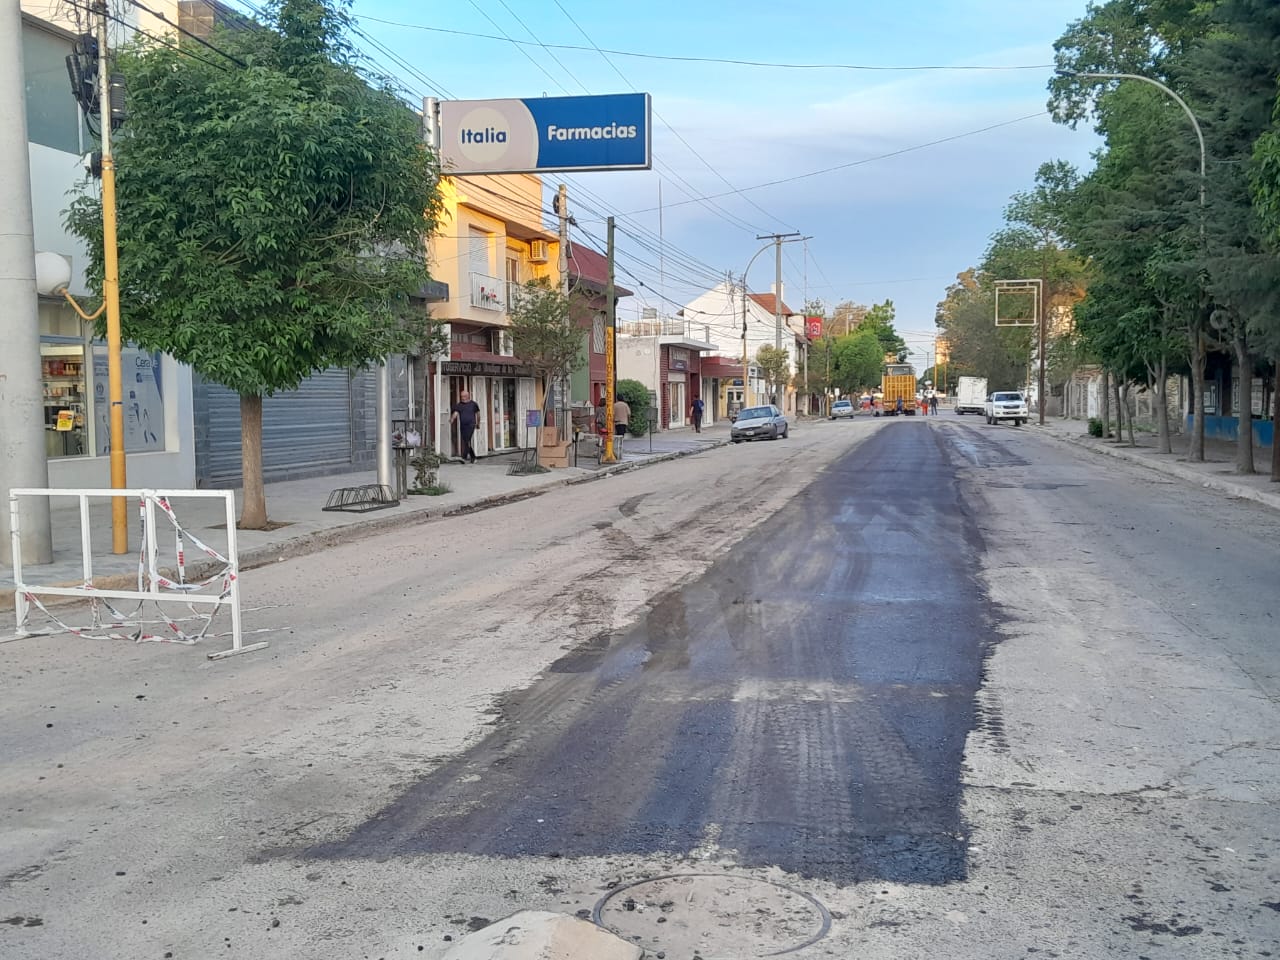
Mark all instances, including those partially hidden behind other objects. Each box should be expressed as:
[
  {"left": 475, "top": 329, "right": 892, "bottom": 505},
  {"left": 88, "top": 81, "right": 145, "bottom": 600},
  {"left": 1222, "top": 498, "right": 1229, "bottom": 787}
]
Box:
[
  {"left": 994, "top": 279, "right": 1041, "bottom": 327},
  {"left": 439, "top": 94, "right": 652, "bottom": 174}
]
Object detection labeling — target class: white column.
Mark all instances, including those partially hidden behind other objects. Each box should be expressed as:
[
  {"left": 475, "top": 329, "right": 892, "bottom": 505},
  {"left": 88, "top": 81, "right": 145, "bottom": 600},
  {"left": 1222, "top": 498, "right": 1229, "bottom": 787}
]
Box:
[{"left": 0, "top": 3, "right": 52, "bottom": 564}]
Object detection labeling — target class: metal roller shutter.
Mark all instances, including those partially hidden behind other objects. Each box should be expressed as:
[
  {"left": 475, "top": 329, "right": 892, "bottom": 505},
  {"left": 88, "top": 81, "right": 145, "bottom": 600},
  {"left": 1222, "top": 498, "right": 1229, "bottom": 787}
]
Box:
[{"left": 202, "top": 368, "right": 353, "bottom": 486}]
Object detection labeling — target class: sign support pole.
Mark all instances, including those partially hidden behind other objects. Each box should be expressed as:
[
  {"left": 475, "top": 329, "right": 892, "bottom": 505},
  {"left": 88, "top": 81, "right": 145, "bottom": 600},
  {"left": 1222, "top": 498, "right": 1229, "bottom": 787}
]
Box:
[{"left": 602, "top": 217, "right": 617, "bottom": 464}]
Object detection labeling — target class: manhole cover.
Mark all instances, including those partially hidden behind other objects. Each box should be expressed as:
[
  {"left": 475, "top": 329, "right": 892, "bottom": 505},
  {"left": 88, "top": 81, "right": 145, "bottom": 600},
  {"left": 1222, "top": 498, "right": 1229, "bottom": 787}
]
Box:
[{"left": 593, "top": 873, "right": 831, "bottom": 957}]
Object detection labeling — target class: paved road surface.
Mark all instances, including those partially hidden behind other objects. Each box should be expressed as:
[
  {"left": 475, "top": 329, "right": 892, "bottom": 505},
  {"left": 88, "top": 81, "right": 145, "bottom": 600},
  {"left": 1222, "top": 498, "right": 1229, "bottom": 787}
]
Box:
[{"left": 2, "top": 418, "right": 1277, "bottom": 959}]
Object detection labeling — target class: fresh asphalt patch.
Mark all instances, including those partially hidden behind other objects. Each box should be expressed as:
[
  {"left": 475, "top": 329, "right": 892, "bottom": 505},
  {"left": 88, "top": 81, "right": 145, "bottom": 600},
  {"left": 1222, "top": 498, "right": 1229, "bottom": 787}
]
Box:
[{"left": 310, "top": 422, "right": 999, "bottom": 886}]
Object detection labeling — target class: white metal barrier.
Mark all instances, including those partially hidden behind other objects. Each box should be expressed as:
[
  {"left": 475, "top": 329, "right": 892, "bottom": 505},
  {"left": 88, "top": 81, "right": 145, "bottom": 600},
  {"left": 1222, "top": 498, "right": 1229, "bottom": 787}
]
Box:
[{"left": 7, "top": 488, "right": 268, "bottom": 660}]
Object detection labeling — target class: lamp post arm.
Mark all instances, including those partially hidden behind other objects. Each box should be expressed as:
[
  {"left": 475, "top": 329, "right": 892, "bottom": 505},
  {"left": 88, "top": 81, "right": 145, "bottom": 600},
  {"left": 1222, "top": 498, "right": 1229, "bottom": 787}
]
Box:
[
  {"left": 61, "top": 289, "right": 107, "bottom": 322},
  {"left": 1062, "top": 70, "right": 1206, "bottom": 234}
]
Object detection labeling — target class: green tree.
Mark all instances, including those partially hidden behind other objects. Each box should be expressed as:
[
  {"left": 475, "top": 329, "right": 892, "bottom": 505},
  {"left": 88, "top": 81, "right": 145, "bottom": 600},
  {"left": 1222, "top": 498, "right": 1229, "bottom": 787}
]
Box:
[
  {"left": 616, "top": 379, "right": 651, "bottom": 437},
  {"left": 935, "top": 268, "right": 1035, "bottom": 391},
  {"left": 831, "top": 330, "right": 883, "bottom": 395},
  {"left": 755, "top": 345, "right": 791, "bottom": 405},
  {"left": 507, "top": 279, "right": 583, "bottom": 467},
  {"left": 858, "top": 300, "right": 908, "bottom": 361},
  {"left": 65, "top": 0, "right": 443, "bottom": 527}
]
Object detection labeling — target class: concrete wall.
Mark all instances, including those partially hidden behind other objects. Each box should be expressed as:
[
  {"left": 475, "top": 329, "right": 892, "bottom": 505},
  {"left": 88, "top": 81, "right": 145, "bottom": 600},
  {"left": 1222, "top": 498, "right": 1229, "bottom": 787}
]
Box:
[{"left": 1186, "top": 415, "right": 1274, "bottom": 447}]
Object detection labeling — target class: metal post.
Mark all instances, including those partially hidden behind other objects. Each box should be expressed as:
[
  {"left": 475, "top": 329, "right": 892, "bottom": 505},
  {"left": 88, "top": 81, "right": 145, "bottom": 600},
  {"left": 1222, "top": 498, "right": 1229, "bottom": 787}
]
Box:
[
  {"left": 1038, "top": 281, "right": 1046, "bottom": 425},
  {"left": 376, "top": 361, "right": 392, "bottom": 487},
  {"left": 741, "top": 277, "right": 750, "bottom": 409},
  {"left": 557, "top": 184, "right": 570, "bottom": 439},
  {"left": 0, "top": 2, "right": 53, "bottom": 565},
  {"left": 774, "top": 236, "right": 783, "bottom": 354},
  {"left": 97, "top": 0, "right": 129, "bottom": 553},
  {"left": 602, "top": 217, "right": 617, "bottom": 463}
]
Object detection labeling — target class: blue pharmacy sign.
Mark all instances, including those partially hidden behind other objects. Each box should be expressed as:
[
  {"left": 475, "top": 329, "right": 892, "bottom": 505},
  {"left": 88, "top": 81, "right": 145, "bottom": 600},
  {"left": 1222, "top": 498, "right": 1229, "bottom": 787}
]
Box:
[{"left": 438, "top": 94, "right": 651, "bottom": 174}]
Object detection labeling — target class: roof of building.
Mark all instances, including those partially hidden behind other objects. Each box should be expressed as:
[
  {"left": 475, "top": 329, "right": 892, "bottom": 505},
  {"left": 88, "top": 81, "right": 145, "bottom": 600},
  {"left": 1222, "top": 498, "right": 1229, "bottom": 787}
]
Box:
[
  {"left": 748, "top": 293, "right": 796, "bottom": 316},
  {"left": 568, "top": 244, "right": 633, "bottom": 298}
]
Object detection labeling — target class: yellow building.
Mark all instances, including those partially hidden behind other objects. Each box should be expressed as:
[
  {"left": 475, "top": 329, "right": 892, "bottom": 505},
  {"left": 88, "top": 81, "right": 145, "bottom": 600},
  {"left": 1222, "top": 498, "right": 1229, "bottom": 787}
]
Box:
[{"left": 426, "top": 174, "right": 561, "bottom": 457}]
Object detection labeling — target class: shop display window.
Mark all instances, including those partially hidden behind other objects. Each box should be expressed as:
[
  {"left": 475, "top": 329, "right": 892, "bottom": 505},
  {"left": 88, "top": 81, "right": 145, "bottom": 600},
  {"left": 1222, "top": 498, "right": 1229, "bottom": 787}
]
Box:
[{"left": 41, "top": 343, "right": 89, "bottom": 458}]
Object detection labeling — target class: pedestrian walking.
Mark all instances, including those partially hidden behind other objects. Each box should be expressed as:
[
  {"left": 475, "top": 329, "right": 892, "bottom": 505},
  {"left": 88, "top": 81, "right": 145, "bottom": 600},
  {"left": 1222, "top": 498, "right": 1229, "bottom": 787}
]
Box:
[
  {"left": 930, "top": 393, "right": 939, "bottom": 415},
  {"left": 690, "top": 395, "right": 705, "bottom": 433},
  {"left": 613, "top": 394, "right": 631, "bottom": 452},
  {"left": 896, "top": 396, "right": 904, "bottom": 415},
  {"left": 450, "top": 389, "right": 481, "bottom": 463}
]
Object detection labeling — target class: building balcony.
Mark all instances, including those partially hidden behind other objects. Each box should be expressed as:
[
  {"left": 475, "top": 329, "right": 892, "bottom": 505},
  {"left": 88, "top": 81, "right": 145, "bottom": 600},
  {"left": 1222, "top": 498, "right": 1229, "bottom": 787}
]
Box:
[
  {"left": 619, "top": 318, "right": 717, "bottom": 352},
  {"left": 470, "top": 272, "right": 505, "bottom": 312}
]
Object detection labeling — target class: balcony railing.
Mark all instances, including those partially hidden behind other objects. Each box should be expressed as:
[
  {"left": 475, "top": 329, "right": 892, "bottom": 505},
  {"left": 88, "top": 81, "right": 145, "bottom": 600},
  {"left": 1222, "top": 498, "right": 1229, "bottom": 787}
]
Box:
[
  {"left": 619, "top": 318, "right": 690, "bottom": 337},
  {"left": 469, "top": 272, "right": 505, "bottom": 312}
]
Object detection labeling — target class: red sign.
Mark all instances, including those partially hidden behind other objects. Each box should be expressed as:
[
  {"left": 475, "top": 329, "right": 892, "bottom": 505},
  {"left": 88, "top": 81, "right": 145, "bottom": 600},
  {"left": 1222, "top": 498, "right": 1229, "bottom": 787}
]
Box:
[{"left": 805, "top": 316, "right": 824, "bottom": 340}]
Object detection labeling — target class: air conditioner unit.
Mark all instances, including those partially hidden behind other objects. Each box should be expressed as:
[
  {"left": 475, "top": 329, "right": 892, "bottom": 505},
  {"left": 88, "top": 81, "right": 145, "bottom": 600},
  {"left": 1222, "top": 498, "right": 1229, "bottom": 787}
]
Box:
[{"left": 529, "top": 240, "right": 549, "bottom": 263}]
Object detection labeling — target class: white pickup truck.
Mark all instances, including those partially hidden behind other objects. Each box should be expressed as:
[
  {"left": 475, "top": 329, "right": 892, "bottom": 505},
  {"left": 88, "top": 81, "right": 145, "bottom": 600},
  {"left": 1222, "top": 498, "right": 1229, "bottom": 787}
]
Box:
[{"left": 984, "top": 391, "right": 1028, "bottom": 426}]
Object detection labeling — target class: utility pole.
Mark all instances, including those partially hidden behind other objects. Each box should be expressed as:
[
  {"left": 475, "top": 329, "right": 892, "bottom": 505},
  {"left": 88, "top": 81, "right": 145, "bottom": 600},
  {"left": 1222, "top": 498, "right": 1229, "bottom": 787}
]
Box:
[
  {"left": 556, "top": 183, "right": 570, "bottom": 439},
  {"left": 0, "top": 0, "right": 53, "bottom": 564},
  {"left": 1037, "top": 284, "right": 1046, "bottom": 426},
  {"left": 602, "top": 217, "right": 617, "bottom": 464},
  {"left": 96, "top": 0, "right": 129, "bottom": 552},
  {"left": 756, "top": 232, "right": 800, "bottom": 408},
  {"left": 740, "top": 276, "right": 750, "bottom": 409}
]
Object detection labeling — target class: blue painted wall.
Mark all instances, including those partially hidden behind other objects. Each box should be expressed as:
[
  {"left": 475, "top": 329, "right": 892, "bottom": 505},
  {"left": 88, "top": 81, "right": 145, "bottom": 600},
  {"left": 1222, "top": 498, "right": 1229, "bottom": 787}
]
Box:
[{"left": 1185, "top": 415, "right": 1274, "bottom": 446}]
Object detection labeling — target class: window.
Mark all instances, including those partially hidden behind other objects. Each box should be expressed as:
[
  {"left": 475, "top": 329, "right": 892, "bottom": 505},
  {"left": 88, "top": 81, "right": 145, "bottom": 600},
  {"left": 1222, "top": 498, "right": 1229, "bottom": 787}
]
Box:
[
  {"left": 92, "top": 345, "right": 166, "bottom": 453},
  {"left": 23, "top": 23, "right": 85, "bottom": 154},
  {"left": 591, "top": 314, "right": 605, "bottom": 353},
  {"left": 41, "top": 343, "right": 89, "bottom": 458}
]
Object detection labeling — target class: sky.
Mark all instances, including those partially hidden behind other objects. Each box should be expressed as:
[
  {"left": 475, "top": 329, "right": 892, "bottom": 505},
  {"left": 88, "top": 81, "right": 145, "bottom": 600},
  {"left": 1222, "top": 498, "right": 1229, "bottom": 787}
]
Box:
[{"left": 324, "top": 0, "right": 1102, "bottom": 372}]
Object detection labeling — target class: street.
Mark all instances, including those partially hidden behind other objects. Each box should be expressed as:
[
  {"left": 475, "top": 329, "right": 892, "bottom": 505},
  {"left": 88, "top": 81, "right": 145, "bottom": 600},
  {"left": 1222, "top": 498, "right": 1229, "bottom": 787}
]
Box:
[{"left": 3, "top": 418, "right": 1279, "bottom": 959}]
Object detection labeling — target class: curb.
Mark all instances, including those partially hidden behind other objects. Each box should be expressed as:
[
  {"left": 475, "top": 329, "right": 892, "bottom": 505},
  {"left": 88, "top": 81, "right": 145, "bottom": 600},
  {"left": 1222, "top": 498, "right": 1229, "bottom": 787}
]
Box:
[
  {"left": 1035, "top": 425, "right": 1280, "bottom": 513},
  {"left": 2, "top": 437, "right": 732, "bottom": 610},
  {"left": 566, "top": 437, "right": 731, "bottom": 485}
]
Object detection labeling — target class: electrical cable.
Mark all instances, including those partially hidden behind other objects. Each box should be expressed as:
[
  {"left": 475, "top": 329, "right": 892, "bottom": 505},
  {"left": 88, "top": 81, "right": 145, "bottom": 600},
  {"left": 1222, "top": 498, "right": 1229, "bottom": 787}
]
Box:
[
  {"left": 353, "top": 17, "right": 1055, "bottom": 73},
  {"left": 121, "top": 0, "right": 248, "bottom": 66},
  {"left": 621, "top": 112, "right": 1049, "bottom": 215}
]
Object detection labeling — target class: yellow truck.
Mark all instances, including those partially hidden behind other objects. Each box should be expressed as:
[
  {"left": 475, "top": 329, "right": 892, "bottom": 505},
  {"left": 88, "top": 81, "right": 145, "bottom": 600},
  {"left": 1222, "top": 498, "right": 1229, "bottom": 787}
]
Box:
[{"left": 881, "top": 363, "right": 917, "bottom": 415}]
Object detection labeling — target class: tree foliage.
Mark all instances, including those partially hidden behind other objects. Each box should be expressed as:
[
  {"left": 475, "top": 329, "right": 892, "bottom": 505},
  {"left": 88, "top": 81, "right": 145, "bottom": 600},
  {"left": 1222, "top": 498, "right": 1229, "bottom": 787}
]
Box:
[
  {"left": 830, "top": 330, "right": 884, "bottom": 394},
  {"left": 755, "top": 345, "right": 791, "bottom": 403},
  {"left": 1041, "top": 0, "right": 1280, "bottom": 475},
  {"left": 65, "top": 0, "right": 444, "bottom": 522}
]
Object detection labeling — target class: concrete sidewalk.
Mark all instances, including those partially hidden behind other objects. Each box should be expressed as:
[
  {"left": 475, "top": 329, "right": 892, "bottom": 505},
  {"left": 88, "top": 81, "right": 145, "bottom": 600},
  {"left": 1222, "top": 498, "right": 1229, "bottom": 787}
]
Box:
[
  {"left": 3, "top": 423, "right": 731, "bottom": 598},
  {"left": 1031, "top": 417, "right": 1280, "bottom": 512}
]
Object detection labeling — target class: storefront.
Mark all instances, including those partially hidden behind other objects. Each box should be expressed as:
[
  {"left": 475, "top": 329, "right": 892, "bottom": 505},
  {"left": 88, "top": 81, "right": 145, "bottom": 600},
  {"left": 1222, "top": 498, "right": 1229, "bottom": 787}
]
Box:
[
  {"left": 36, "top": 298, "right": 195, "bottom": 489},
  {"left": 437, "top": 360, "right": 538, "bottom": 457},
  {"left": 193, "top": 367, "right": 376, "bottom": 487}
]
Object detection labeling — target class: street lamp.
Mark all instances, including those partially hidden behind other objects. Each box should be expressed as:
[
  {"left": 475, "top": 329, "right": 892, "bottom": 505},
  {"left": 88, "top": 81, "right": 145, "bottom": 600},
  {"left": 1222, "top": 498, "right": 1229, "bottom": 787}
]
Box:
[
  {"left": 1058, "top": 70, "right": 1205, "bottom": 237},
  {"left": 740, "top": 241, "right": 773, "bottom": 408},
  {"left": 35, "top": 250, "right": 128, "bottom": 553},
  {"left": 741, "top": 234, "right": 805, "bottom": 410},
  {"left": 1058, "top": 70, "right": 1208, "bottom": 445}
]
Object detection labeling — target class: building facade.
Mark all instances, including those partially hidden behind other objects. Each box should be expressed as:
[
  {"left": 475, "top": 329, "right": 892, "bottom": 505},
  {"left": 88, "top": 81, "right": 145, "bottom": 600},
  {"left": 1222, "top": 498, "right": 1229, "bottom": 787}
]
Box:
[
  {"left": 20, "top": 0, "right": 198, "bottom": 490},
  {"left": 425, "top": 175, "right": 560, "bottom": 457},
  {"left": 616, "top": 318, "right": 718, "bottom": 430},
  {"left": 682, "top": 282, "right": 804, "bottom": 417}
]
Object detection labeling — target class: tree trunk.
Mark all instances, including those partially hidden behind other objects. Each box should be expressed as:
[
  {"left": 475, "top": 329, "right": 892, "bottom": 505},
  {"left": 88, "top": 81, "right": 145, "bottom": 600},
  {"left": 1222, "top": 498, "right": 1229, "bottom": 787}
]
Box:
[
  {"left": 1233, "top": 334, "right": 1255, "bottom": 475},
  {"left": 1112, "top": 377, "right": 1124, "bottom": 443},
  {"left": 239, "top": 393, "right": 268, "bottom": 529},
  {"left": 1100, "top": 368, "right": 1111, "bottom": 438},
  {"left": 1188, "top": 327, "right": 1206, "bottom": 462},
  {"left": 1126, "top": 387, "right": 1136, "bottom": 446},
  {"left": 1154, "top": 358, "right": 1171, "bottom": 454},
  {"left": 1271, "top": 367, "right": 1279, "bottom": 482}
]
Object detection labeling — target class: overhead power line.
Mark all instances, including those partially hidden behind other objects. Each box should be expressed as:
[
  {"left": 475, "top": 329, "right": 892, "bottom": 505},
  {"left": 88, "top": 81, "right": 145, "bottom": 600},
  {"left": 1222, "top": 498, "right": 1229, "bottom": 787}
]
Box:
[
  {"left": 619, "top": 112, "right": 1049, "bottom": 215},
  {"left": 354, "top": 18, "right": 1054, "bottom": 72}
]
